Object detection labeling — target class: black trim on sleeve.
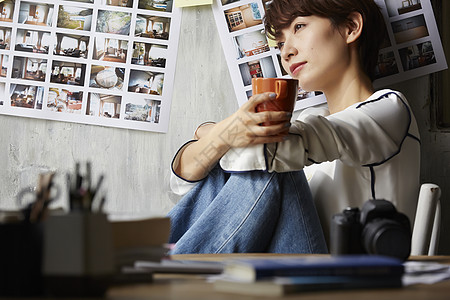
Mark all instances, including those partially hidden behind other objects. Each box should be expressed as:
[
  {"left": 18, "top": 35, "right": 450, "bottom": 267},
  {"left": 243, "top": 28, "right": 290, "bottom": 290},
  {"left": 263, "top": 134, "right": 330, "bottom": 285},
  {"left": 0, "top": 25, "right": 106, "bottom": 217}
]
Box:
[
  {"left": 270, "top": 143, "right": 279, "bottom": 168},
  {"left": 407, "top": 133, "right": 421, "bottom": 144},
  {"left": 170, "top": 140, "right": 204, "bottom": 183},
  {"left": 359, "top": 91, "right": 420, "bottom": 201},
  {"left": 288, "top": 132, "right": 303, "bottom": 138},
  {"left": 264, "top": 144, "right": 269, "bottom": 171},
  {"left": 304, "top": 148, "right": 319, "bottom": 164},
  {"left": 308, "top": 158, "right": 319, "bottom": 164},
  {"left": 359, "top": 91, "right": 420, "bottom": 167},
  {"left": 370, "top": 166, "right": 376, "bottom": 199}
]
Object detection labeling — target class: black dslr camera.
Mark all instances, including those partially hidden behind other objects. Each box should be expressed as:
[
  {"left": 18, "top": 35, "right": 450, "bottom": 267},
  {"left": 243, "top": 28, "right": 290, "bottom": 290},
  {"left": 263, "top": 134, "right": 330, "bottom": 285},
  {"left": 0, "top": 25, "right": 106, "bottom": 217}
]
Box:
[{"left": 330, "top": 199, "right": 411, "bottom": 260}]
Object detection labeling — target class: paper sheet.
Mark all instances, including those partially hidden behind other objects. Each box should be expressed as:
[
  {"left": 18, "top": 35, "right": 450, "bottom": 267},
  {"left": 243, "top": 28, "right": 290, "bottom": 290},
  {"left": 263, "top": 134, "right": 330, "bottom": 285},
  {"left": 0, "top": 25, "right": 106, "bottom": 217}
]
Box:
[
  {"left": 211, "top": 0, "right": 447, "bottom": 110},
  {"left": 373, "top": 0, "right": 447, "bottom": 88},
  {"left": 175, "top": 0, "right": 213, "bottom": 8},
  {"left": 403, "top": 261, "right": 450, "bottom": 286},
  {"left": 0, "top": 0, "right": 182, "bottom": 133}
]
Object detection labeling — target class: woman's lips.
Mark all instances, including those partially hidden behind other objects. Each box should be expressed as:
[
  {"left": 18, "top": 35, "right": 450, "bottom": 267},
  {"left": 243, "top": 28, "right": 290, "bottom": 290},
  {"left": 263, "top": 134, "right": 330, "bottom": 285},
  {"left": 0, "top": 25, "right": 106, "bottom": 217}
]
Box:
[{"left": 290, "top": 62, "right": 306, "bottom": 76}]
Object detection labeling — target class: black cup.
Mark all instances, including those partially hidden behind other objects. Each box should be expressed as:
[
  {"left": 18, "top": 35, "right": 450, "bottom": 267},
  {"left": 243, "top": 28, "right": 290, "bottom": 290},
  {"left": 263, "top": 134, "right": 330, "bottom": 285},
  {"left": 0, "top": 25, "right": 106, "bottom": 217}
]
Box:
[{"left": 0, "top": 222, "right": 44, "bottom": 297}]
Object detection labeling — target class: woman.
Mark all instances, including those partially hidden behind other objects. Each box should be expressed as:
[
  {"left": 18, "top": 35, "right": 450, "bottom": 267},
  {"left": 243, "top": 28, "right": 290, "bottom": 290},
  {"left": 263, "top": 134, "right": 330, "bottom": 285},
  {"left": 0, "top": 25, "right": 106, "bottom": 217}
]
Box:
[{"left": 168, "top": 0, "right": 420, "bottom": 254}]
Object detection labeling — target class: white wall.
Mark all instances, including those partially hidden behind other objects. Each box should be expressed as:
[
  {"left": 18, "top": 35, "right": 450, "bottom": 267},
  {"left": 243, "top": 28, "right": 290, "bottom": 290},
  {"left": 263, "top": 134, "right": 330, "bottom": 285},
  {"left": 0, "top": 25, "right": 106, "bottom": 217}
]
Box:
[
  {"left": 0, "top": 5, "right": 448, "bottom": 253},
  {"left": 0, "top": 6, "right": 236, "bottom": 217}
]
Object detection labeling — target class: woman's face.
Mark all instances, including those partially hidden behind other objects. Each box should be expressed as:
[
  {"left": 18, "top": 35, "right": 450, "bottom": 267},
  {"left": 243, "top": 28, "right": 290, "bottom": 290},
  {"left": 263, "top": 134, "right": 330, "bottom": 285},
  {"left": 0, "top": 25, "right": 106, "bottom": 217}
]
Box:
[{"left": 278, "top": 16, "right": 350, "bottom": 92}]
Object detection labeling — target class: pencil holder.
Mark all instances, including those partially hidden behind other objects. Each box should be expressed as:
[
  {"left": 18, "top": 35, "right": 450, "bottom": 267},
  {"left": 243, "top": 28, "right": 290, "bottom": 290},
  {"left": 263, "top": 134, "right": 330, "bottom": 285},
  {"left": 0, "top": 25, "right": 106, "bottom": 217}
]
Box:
[
  {"left": 0, "top": 222, "right": 44, "bottom": 297},
  {"left": 42, "top": 212, "right": 114, "bottom": 297}
]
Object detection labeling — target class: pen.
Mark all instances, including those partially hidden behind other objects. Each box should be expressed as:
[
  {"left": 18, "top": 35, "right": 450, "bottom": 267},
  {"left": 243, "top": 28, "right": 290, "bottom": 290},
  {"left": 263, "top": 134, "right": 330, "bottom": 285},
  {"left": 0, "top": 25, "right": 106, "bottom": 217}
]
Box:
[
  {"left": 91, "top": 174, "right": 104, "bottom": 202},
  {"left": 85, "top": 161, "right": 92, "bottom": 191},
  {"left": 68, "top": 162, "right": 106, "bottom": 213},
  {"left": 28, "top": 172, "right": 56, "bottom": 222},
  {"left": 75, "top": 162, "right": 82, "bottom": 190},
  {"left": 98, "top": 195, "right": 106, "bottom": 213}
]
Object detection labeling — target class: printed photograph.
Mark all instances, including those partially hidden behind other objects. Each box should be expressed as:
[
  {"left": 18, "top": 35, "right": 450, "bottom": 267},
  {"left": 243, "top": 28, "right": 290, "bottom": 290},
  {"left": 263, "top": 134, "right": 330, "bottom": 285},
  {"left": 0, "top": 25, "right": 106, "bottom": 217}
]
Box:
[
  {"left": 86, "top": 92, "right": 121, "bottom": 118},
  {"left": 0, "top": 26, "right": 11, "bottom": 49},
  {"left": 261, "top": 0, "right": 272, "bottom": 9},
  {"left": 124, "top": 98, "right": 161, "bottom": 123},
  {"left": 89, "top": 65, "right": 125, "bottom": 90},
  {"left": 0, "top": 0, "right": 15, "bottom": 23},
  {"left": 380, "top": 27, "right": 392, "bottom": 49},
  {"left": 224, "top": 3, "right": 262, "bottom": 32},
  {"left": 96, "top": 10, "right": 131, "bottom": 35},
  {"left": 135, "top": 15, "right": 170, "bottom": 40},
  {"left": 15, "top": 29, "right": 52, "bottom": 54},
  {"left": 50, "top": 61, "right": 86, "bottom": 86},
  {"left": 399, "top": 40, "right": 436, "bottom": 71},
  {"left": 100, "top": 0, "right": 133, "bottom": 7},
  {"left": 391, "top": 14, "right": 429, "bottom": 44},
  {"left": 0, "top": 54, "right": 7, "bottom": 77},
  {"left": 57, "top": 6, "right": 93, "bottom": 31},
  {"left": 276, "top": 54, "right": 288, "bottom": 76},
  {"left": 385, "top": 0, "right": 422, "bottom": 18},
  {"left": 246, "top": 86, "right": 317, "bottom": 101},
  {"left": 222, "top": 0, "right": 240, "bottom": 5},
  {"left": 233, "top": 30, "right": 269, "bottom": 59},
  {"left": 47, "top": 88, "right": 83, "bottom": 113},
  {"left": 0, "top": 82, "right": 5, "bottom": 104},
  {"left": 11, "top": 56, "right": 47, "bottom": 81},
  {"left": 374, "top": 51, "right": 399, "bottom": 79},
  {"left": 54, "top": 33, "right": 89, "bottom": 58},
  {"left": 93, "top": 37, "right": 128, "bottom": 63},
  {"left": 131, "top": 42, "right": 167, "bottom": 67},
  {"left": 18, "top": 2, "right": 54, "bottom": 27},
  {"left": 10, "top": 84, "right": 44, "bottom": 109},
  {"left": 128, "top": 69, "right": 164, "bottom": 95},
  {"left": 239, "top": 57, "right": 276, "bottom": 86},
  {"left": 138, "top": 0, "right": 173, "bottom": 12},
  {"left": 67, "top": 0, "right": 94, "bottom": 3},
  {"left": 297, "top": 88, "right": 317, "bottom": 101}
]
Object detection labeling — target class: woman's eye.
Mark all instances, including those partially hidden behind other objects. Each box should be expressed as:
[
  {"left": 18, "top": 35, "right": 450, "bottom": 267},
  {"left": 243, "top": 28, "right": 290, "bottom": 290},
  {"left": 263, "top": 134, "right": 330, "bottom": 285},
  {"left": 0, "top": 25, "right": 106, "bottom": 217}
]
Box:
[
  {"left": 277, "top": 42, "right": 285, "bottom": 49},
  {"left": 294, "top": 24, "right": 305, "bottom": 32}
]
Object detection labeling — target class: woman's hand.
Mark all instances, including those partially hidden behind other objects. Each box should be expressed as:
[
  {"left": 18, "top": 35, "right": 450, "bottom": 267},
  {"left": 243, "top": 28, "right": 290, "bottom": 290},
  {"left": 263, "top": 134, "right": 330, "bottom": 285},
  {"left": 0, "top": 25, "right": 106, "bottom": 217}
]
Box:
[
  {"left": 210, "top": 92, "right": 292, "bottom": 148},
  {"left": 174, "top": 92, "right": 292, "bottom": 181}
]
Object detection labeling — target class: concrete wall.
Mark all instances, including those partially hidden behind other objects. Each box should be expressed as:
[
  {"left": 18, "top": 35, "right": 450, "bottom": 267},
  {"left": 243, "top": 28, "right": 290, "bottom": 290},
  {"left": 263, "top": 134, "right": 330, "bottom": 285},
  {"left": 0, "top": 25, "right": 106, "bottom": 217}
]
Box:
[{"left": 0, "top": 6, "right": 448, "bottom": 253}]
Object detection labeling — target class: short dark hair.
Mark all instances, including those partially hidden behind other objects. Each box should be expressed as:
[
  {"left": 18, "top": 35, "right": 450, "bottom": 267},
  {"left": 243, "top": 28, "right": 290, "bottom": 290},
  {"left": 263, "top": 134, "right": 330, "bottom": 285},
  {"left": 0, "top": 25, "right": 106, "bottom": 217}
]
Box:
[{"left": 264, "top": 0, "right": 387, "bottom": 81}]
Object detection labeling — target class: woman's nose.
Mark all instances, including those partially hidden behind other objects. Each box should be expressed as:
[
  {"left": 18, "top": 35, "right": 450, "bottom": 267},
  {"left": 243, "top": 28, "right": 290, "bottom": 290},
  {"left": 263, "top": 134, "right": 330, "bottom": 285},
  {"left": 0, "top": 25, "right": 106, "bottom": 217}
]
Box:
[{"left": 280, "top": 38, "right": 296, "bottom": 61}]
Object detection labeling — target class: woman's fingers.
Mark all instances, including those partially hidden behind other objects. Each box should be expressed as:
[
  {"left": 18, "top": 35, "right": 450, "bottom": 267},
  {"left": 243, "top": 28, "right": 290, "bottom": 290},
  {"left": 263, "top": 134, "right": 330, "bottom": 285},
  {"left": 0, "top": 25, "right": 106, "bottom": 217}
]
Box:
[
  {"left": 246, "top": 92, "right": 274, "bottom": 105},
  {"left": 243, "top": 92, "right": 292, "bottom": 124},
  {"left": 254, "top": 111, "right": 292, "bottom": 125},
  {"left": 214, "top": 92, "right": 293, "bottom": 148},
  {"left": 250, "top": 121, "right": 291, "bottom": 137},
  {"left": 250, "top": 132, "right": 289, "bottom": 145}
]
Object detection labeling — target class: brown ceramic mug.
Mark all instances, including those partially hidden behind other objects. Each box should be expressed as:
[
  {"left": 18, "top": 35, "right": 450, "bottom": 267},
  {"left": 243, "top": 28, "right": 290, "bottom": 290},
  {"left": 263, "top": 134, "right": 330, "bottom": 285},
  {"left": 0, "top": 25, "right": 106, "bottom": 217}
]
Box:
[{"left": 252, "top": 77, "right": 298, "bottom": 125}]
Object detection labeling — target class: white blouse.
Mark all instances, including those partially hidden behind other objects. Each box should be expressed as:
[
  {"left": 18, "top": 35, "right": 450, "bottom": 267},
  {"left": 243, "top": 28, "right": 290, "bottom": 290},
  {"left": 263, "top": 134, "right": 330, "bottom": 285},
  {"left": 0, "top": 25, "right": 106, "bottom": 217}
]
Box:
[{"left": 170, "top": 89, "right": 421, "bottom": 241}]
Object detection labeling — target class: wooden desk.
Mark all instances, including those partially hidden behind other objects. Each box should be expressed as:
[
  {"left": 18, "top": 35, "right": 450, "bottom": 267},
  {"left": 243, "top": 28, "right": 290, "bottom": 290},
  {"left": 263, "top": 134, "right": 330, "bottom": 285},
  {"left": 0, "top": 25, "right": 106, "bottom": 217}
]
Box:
[{"left": 107, "top": 254, "right": 450, "bottom": 300}]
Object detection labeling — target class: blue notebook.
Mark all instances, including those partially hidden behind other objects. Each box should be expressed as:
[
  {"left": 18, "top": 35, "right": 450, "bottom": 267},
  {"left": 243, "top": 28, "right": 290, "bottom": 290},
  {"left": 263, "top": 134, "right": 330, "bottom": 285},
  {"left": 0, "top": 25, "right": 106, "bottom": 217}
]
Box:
[
  {"left": 223, "top": 255, "right": 404, "bottom": 282},
  {"left": 214, "top": 275, "right": 403, "bottom": 296}
]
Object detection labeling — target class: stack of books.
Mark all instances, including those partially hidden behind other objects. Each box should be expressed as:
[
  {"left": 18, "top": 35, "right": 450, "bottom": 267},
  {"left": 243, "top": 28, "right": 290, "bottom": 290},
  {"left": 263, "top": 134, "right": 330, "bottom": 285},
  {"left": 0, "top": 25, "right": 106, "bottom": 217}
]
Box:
[
  {"left": 213, "top": 255, "right": 404, "bottom": 296},
  {"left": 110, "top": 216, "right": 171, "bottom": 267},
  {"left": 109, "top": 215, "right": 171, "bottom": 283}
]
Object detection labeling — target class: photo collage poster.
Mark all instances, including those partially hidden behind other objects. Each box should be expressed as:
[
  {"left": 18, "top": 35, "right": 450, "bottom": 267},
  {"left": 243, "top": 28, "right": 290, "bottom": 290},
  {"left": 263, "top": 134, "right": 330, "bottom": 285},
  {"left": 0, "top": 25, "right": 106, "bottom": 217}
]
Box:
[
  {"left": 212, "top": 0, "right": 447, "bottom": 110},
  {"left": 0, "top": 0, "right": 181, "bottom": 133},
  {"left": 374, "top": 0, "right": 447, "bottom": 88}
]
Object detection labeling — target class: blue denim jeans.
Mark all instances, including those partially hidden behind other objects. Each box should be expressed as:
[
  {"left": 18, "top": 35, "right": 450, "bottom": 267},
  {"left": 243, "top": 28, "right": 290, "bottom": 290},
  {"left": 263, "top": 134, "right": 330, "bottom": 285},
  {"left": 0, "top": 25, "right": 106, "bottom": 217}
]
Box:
[{"left": 168, "top": 165, "right": 328, "bottom": 254}]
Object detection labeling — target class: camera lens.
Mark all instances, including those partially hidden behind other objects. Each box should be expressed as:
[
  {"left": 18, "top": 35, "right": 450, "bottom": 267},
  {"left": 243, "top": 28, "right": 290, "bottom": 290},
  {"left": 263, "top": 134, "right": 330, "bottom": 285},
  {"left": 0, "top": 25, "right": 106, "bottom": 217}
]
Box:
[{"left": 362, "top": 218, "right": 411, "bottom": 260}]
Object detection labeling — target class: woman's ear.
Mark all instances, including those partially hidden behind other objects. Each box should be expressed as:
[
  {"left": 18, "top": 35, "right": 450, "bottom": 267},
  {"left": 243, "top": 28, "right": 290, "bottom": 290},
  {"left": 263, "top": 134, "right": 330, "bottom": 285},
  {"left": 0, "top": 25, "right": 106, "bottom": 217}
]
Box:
[{"left": 345, "top": 12, "right": 364, "bottom": 44}]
